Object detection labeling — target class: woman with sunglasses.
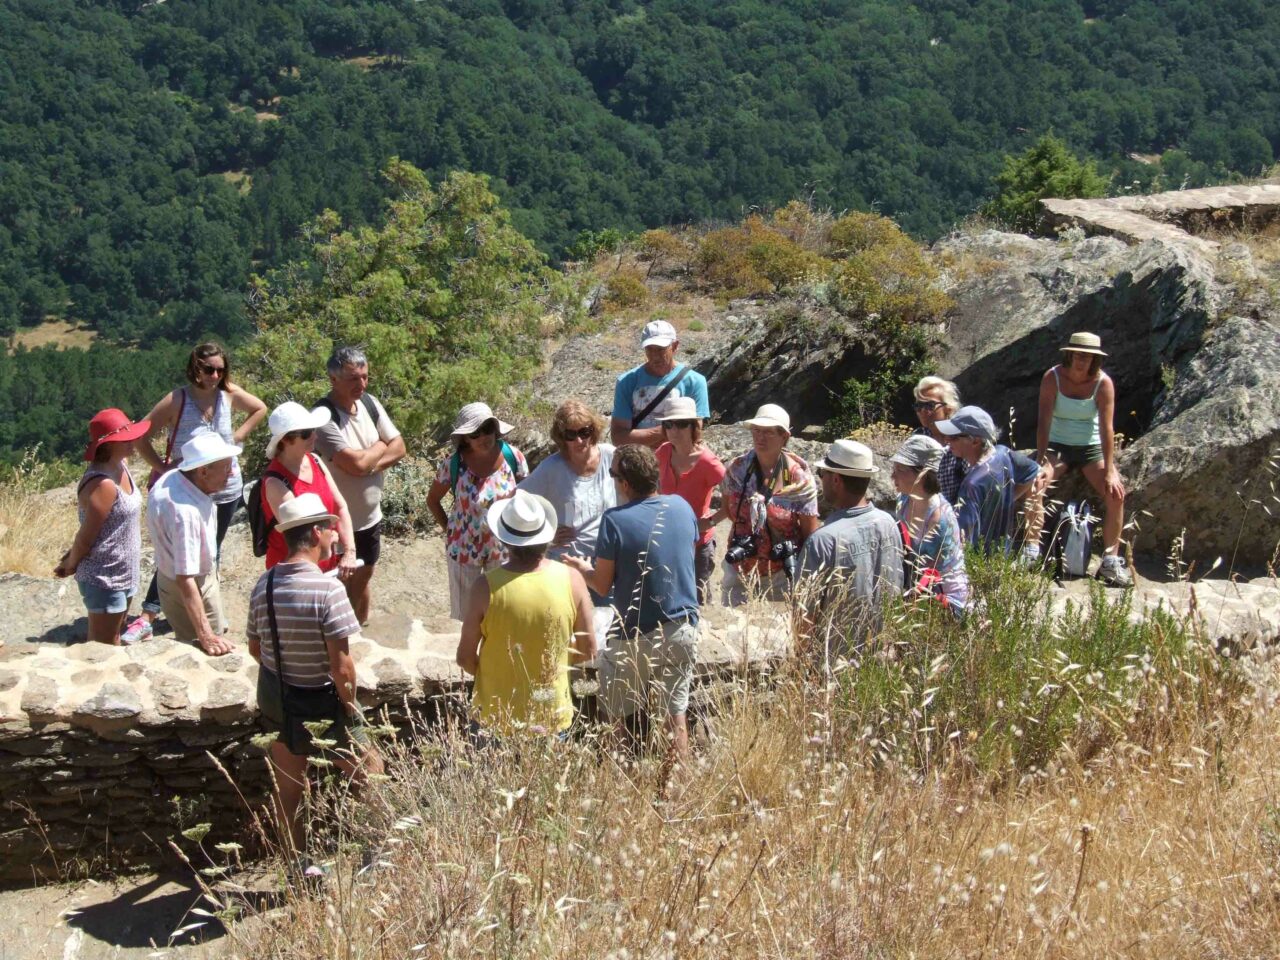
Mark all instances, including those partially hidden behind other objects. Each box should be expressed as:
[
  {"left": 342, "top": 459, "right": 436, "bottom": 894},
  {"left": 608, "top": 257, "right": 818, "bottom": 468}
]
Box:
[
  {"left": 125, "top": 342, "right": 268, "bottom": 643},
  {"left": 261, "top": 402, "right": 357, "bottom": 574},
  {"left": 519, "top": 400, "right": 616, "bottom": 561},
  {"left": 427, "top": 402, "right": 530, "bottom": 620},
  {"left": 655, "top": 396, "right": 726, "bottom": 604}
]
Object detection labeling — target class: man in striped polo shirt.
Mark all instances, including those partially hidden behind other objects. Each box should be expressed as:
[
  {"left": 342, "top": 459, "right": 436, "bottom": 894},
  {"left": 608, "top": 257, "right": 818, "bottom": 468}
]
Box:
[{"left": 246, "top": 493, "right": 383, "bottom": 859}]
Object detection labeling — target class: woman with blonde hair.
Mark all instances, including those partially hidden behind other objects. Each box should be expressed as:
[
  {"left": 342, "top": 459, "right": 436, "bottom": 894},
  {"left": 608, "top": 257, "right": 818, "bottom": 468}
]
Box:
[{"left": 519, "top": 400, "right": 617, "bottom": 561}]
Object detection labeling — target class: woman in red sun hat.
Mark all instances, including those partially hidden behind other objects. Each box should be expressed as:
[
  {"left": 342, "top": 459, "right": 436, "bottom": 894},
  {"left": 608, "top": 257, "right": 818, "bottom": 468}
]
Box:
[{"left": 54, "top": 409, "right": 151, "bottom": 644}]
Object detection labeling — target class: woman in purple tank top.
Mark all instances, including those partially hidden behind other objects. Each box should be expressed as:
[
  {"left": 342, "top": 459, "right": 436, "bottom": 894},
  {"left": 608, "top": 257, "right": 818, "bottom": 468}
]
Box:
[{"left": 54, "top": 409, "right": 152, "bottom": 645}]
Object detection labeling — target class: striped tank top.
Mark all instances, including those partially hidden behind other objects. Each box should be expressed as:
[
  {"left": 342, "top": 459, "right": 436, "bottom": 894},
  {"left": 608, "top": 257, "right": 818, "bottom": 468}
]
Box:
[
  {"left": 172, "top": 387, "right": 243, "bottom": 504},
  {"left": 75, "top": 464, "right": 142, "bottom": 593}
]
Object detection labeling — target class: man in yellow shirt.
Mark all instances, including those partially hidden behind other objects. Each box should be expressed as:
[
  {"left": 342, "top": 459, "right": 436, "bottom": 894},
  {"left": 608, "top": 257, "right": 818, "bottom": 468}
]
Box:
[{"left": 455, "top": 491, "right": 596, "bottom": 738}]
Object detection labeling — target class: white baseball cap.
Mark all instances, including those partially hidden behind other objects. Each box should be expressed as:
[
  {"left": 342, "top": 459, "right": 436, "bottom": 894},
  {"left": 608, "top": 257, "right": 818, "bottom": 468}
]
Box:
[{"left": 640, "top": 320, "right": 678, "bottom": 348}]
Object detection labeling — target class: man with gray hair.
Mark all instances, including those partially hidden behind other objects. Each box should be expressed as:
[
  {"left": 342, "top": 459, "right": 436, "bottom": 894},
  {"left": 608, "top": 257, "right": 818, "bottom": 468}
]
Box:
[{"left": 314, "top": 345, "right": 406, "bottom": 623}]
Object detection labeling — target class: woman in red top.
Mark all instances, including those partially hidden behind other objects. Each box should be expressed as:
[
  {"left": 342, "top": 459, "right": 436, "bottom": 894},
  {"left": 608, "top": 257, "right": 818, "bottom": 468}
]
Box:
[
  {"left": 261, "top": 402, "right": 358, "bottom": 574},
  {"left": 655, "top": 396, "right": 727, "bottom": 604}
]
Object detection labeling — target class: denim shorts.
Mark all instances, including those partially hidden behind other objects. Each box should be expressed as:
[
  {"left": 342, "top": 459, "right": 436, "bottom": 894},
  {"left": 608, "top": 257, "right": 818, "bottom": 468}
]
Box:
[{"left": 78, "top": 581, "right": 133, "bottom": 615}]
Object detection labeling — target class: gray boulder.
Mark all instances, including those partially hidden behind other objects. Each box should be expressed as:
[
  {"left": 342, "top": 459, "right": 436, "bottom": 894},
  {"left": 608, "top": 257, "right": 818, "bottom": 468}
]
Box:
[{"left": 1120, "top": 315, "right": 1280, "bottom": 565}]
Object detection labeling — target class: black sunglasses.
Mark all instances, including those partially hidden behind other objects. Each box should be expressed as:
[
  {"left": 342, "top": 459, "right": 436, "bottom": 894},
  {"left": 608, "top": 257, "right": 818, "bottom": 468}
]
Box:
[
  {"left": 663, "top": 419, "right": 696, "bottom": 430},
  {"left": 286, "top": 429, "right": 314, "bottom": 442},
  {"left": 563, "top": 426, "right": 594, "bottom": 442},
  {"left": 199, "top": 362, "right": 226, "bottom": 376},
  {"left": 913, "top": 400, "right": 942, "bottom": 412},
  {"left": 465, "top": 422, "right": 497, "bottom": 440}
]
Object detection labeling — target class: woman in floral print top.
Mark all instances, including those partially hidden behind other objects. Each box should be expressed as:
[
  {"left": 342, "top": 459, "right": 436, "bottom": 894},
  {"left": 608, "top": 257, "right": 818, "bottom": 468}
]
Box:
[{"left": 427, "top": 403, "right": 529, "bottom": 619}]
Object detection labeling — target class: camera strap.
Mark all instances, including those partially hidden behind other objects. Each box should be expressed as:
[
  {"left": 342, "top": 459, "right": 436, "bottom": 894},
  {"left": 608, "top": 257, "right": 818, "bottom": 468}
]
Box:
[
  {"left": 631, "top": 365, "right": 691, "bottom": 430},
  {"left": 733, "top": 453, "right": 786, "bottom": 527}
]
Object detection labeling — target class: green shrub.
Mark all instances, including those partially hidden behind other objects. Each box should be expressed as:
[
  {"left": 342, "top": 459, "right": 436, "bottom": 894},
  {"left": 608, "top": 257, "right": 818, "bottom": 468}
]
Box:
[
  {"left": 695, "top": 215, "right": 827, "bottom": 297},
  {"left": 244, "top": 159, "right": 581, "bottom": 460},
  {"left": 829, "top": 214, "right": 953, "bottom": 325},
  {"left": 601, "top": 269, "right": 649, "bottom": 311},
  {"left": 982, "top": 133, "right": 1109, "bottom": 232},
  {"left": 825, "top": 553, "right": 1242, "bottom": 780},
  {"left": 636, "top": 229, "right": 691, "bottom": 275}
]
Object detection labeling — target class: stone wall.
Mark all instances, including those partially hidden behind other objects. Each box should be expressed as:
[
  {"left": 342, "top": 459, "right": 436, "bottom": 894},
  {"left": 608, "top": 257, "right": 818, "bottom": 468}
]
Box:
[{"left": 0, "top": 583, "right": 790, "bottom": 887}]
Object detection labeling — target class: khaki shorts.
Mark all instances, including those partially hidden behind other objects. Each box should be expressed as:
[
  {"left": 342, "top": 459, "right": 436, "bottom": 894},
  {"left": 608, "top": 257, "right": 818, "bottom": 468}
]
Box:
[
  {"left": 156, "top": 572, "right": 226, "bottom": 643},
  {"left": 447, "top": 558, "right": 491, "bottom": 621},
  {"left": 599, "top": 620, "right": 699, "bottom": 719}
]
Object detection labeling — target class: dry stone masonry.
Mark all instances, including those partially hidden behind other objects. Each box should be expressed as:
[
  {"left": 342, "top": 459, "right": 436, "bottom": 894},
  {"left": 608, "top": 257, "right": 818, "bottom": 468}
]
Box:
[{"left": 0, "top": 572, "right": 790, "bottom": 886}]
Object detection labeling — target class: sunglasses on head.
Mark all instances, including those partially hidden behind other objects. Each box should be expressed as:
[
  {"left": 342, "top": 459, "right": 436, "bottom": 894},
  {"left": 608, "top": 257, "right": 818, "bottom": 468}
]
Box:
[
  {"left": 563, "top": 426, "right": 594, "bottom": 442},
  {"left": 199, "top": 362, "right": 226, "bottom": 376},
  {"left": 913, "top": 400, "right": 942, "bottom": 412},
  {"left": 664, "top": 419, "right": 696, "bottom": 430}
]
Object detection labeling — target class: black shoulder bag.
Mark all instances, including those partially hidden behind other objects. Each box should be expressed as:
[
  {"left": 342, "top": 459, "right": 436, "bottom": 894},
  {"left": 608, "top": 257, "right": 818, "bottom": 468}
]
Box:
[
  {"left": 631, "top": 364, "right": 692, "bottom": 430},
  {"left": 266, "top": 568, "right": 345, "bottom": 754}
]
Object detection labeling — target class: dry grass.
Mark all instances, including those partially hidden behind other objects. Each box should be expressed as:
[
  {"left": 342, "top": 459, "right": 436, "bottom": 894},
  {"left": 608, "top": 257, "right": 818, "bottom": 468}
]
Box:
[
  {"left": 0, "top": 450, "right": 81, "bottom": 575},
  {"left": 209, "top": 567, "right": 1278, "bottom": 959},
  {"left": 7, "top": 318, "right": 97, "bottom": 353}
]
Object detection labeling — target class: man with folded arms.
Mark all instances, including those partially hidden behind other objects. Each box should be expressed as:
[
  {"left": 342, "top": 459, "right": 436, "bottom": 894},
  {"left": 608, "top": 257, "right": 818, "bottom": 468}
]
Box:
[
  {"left": 313, "top": 345, "right": 406, "bottom": 624},
  {"left": 145, "top": 433, "right": 241, "bottom": 656},
  {"left": 246, "top": 493, "right": 383, "bottom": 861},
  {"left": 610, "top": 320, "right": 710, "bottom": 449},
  {"left": 798, "top": 439, "right": 904, "bottom": 657}
]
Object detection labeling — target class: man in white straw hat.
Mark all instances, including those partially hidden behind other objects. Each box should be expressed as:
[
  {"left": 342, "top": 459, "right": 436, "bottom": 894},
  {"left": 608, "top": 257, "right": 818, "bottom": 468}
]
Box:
[
  {"left": 245, "top": 492, "right": 382, "bottom": 863},
  {"left": 456, "top": 491, "right": 596, "bottom": 739},
  {"left": 610, "top": 319, "right": 710, "bottom": 449},
  {"left": 797, "top": 439, "right": 904, "bottom": 653},
  {"left": 313, "top": 345, "right": 406, "bottom": 622},
  {"left": 145, "top": 433, "right": 242, "bottom": 656}
]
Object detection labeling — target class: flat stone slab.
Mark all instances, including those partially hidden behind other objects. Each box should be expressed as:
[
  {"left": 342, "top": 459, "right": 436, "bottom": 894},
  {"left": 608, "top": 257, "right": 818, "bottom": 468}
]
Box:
[{"left": 1041, "top": 184, "right": 1280, "bottom": 257}]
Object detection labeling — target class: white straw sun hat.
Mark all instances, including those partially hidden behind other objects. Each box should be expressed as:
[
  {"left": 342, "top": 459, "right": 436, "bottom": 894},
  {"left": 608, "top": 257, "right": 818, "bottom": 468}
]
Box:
[
  {"left": 265, "top": 401, "right": 331, "bottom": 459},
  {"left": 487, "top": 490, "right": 558, "bottom": 547}
]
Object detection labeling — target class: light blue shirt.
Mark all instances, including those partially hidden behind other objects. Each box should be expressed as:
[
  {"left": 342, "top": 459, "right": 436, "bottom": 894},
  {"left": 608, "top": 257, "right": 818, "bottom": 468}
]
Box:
[{"left": 612, "top": 364, "right": 710, "bottom": 429}]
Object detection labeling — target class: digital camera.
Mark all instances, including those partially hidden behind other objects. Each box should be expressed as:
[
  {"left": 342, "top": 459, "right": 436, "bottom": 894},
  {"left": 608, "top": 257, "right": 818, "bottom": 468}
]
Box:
[{"left": 724, "top": 533, "right": 759, "bottom": 565}]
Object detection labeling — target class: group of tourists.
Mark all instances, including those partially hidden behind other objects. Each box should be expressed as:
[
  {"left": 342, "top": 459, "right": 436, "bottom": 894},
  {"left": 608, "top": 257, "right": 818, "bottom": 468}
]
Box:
[{"left": 54, "top": 320, "right": 1130, "bottom": 821}]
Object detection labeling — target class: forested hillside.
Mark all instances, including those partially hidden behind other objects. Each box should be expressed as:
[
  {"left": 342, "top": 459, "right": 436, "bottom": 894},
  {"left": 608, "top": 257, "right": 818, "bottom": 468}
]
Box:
[{"left": 2, "top": 0, "right": 1278, "bottom": 462}]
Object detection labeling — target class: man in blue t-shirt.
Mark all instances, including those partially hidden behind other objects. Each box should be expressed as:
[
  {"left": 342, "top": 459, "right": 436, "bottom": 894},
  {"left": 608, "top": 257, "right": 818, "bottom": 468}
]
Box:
[
  {"left": 937, "top": 406, "right": 1040, "bottom": 555},
  {"left": 610, "top": 320, "right": 711, "bottom": 448},
  {"left": 565, "top": 444, "right": 700, "bottom": 778}
]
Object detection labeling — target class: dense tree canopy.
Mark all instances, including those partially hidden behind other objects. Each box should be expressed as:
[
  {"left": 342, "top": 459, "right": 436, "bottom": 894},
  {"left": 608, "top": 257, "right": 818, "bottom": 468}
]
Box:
[{"left": 2, "top": 0, "right": 1279, "bottom": 463}]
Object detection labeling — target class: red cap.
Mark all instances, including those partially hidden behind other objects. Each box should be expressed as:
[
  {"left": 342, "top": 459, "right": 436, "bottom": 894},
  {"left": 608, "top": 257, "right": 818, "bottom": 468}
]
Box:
[{"left": 84, "top": 409, "right": 151, "bottom": 461}]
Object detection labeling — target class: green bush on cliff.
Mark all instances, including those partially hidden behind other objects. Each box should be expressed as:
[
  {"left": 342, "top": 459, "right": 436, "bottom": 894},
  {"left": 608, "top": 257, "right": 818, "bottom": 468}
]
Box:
[
  {"left": 829, "top": 213, "right": 953, "bottom": 326},
  {"left": 983, "top": 134, "right": 1110, "bottom": 232},
  {"left": 695, "top": 215, "right": 828, "bottom": 298},
  {"left": 243, "top": 159, "right": 580, "bottom": 454}
]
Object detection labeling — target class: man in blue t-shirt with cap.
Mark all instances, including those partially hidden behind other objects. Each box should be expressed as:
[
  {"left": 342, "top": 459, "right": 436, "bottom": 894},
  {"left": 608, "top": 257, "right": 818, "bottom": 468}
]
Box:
[
  {"left": 610, "top": 320, "right": 710, "bottom": 449},
  {"left": 936, "top": 405, "right": 1040, "bottom": 556}
]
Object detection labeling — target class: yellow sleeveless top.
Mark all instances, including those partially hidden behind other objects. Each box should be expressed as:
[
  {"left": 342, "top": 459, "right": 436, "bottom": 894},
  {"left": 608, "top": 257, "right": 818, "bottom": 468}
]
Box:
[{"left": 473, "top": 563, "right": 577, "bottom": 735}]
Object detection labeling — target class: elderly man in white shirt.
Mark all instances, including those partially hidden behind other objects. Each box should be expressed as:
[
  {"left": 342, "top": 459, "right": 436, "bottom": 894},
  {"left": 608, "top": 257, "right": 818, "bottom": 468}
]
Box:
[{"left": 146, "top": 433, "right": 241, "bottom": 656}]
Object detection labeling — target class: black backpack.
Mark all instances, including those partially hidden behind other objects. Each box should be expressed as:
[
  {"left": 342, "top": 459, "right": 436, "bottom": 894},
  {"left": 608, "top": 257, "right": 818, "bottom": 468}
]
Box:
[
  {"left": 244, "top": 465, "right": 291, "bottom": 557},
  {"left": 314, "top": 393, "right": 380, "bottom": 429}
]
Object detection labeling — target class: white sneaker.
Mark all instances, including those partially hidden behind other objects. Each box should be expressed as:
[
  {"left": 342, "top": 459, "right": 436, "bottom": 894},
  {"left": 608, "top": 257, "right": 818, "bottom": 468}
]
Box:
[{"left": 1097, "top": 554, "right": 1133, "bottom": 587}]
